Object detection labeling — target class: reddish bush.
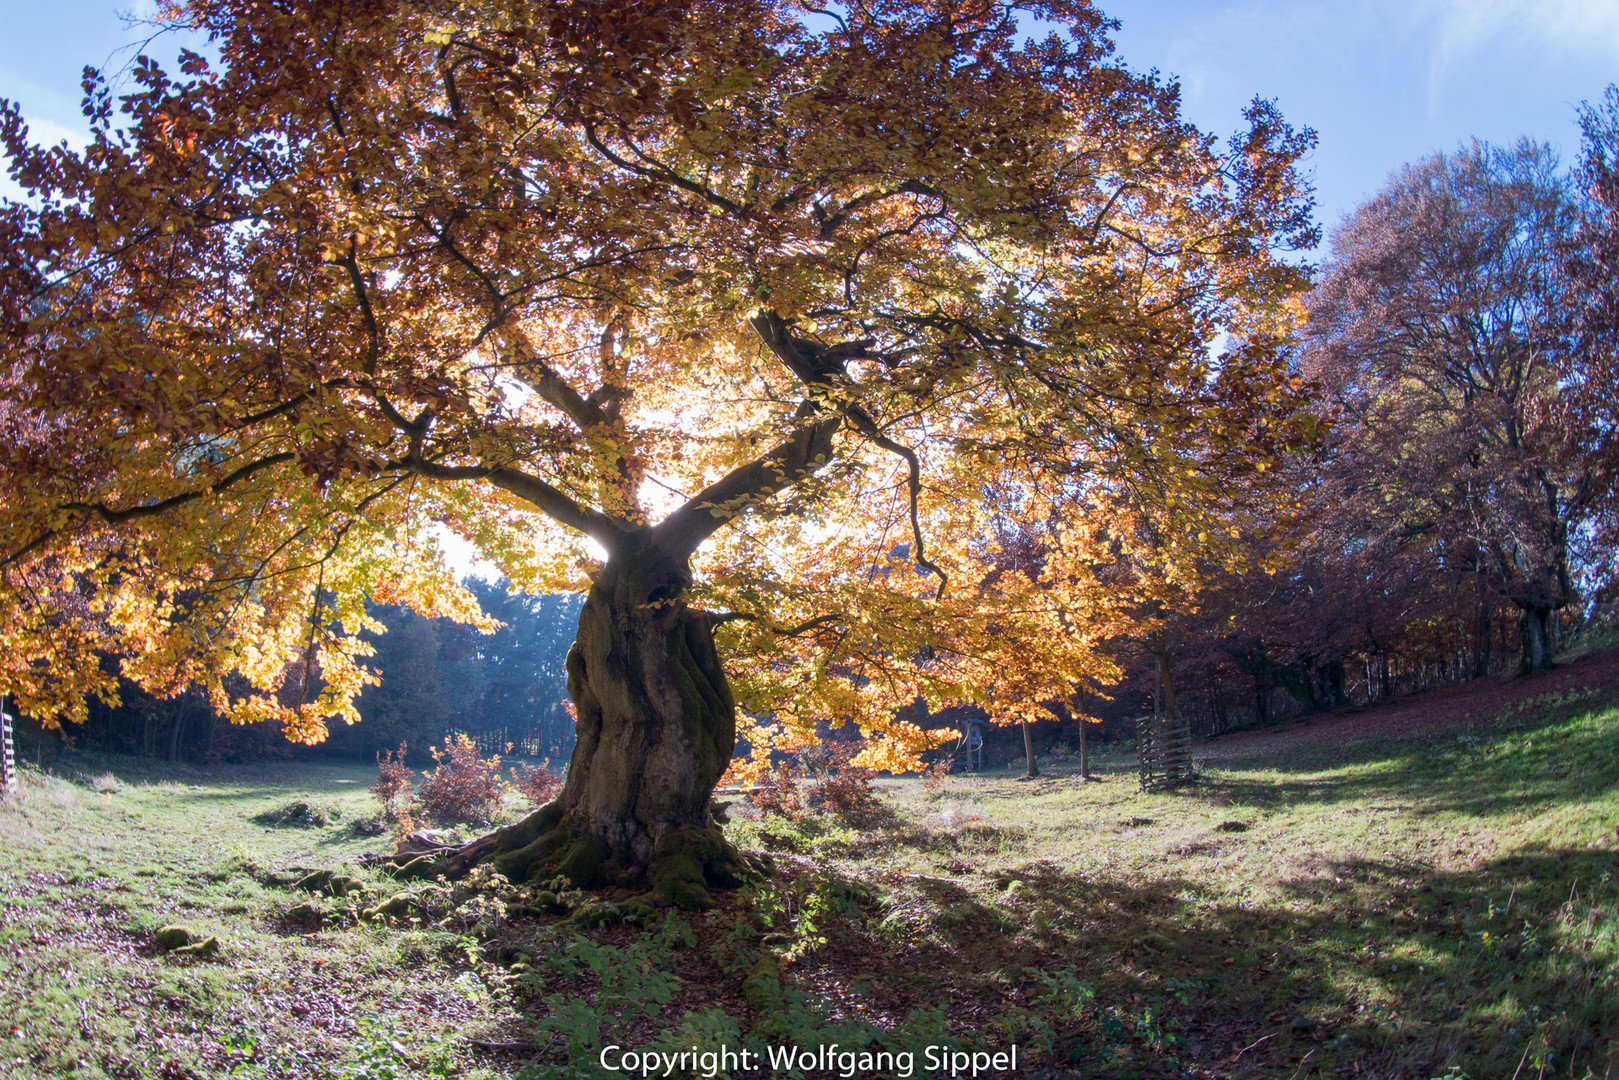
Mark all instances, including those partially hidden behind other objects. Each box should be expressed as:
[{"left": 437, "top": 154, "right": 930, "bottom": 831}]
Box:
[
  {"left": 416, "top": 734, "right": 507, "bottom": 825},
  {"left": 807, "top": 742, "right": 884, "bottom": 823},
  {"left": 745, "top": 758, "right": 807, "bottom": 819},
  {"left": 372, "top": 743, "right": 414, "bottom": 808},
  {"left": 511, "top": 758, "right": 565, "bottom": 807}
]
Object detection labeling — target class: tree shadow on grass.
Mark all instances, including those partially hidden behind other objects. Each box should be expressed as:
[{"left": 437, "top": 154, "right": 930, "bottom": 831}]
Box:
[
  {"left": 979, "top": 848, "right": 1618, "bottom": 1079},
  {"left": 441, "top": 845, "right": 1614, "bottom": 1079}
]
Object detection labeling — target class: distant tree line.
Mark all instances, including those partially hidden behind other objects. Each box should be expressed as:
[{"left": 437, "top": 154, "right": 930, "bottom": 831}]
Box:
[{"left": 61, "top": 580, "right": 581, "bottom": 766}]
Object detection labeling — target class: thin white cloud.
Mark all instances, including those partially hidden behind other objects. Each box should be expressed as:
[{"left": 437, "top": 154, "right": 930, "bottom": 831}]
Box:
[{"left": 1420, "top": 0, "right": 1619, "bottom": 113}]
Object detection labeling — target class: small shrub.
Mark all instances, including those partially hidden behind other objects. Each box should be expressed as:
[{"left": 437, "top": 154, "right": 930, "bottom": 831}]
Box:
[
  {"left": 350, "top": 815, "right": 389, "bottom": 837},
  {"left": 920, "top": 757, "right": 954, "bottom": 794},
  {"left": 511, "top": 759, "right": 565, "bottom": 807},
  {"left": 746, "top": 758, "right": 806, "bottom": 819},
  {"left": 807, "top": 742, "right": 883, "bottom": 823},
  {"left": 86, "top": 772, "right": 121, "bottom": 794},
  {"left": 372, "top": 743, "right": 414, "bottom": 808},
  {"left": 748, "top": 742, "right": 884, "bottom": 823},
  {"left": 416, "top": 734, "right": 507, "bottom": 825},
  {"left": 253, "top": 800, "right": 339, "bottom": 828}
]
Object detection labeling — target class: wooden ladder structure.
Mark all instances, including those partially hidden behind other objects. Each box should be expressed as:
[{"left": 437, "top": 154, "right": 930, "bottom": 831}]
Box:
[{"left": 1, "top": 698, "right": 17, "bottom": 796}]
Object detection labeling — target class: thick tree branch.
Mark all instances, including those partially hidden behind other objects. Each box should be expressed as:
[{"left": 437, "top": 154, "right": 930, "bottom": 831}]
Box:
[
  {"left": 704, "top": 610, "right": 844, "bottom": 636},
  {"left": 5, "top": 452, "right": 299, "bottom": 568},
  {"left": 503, "top": 331, "right": 610, "bottom": 432},
  {"left": 397, "top": 457, "right": 626, "bottom": 546},
  {"left": 654, "top": 416, "right": 842, "bottom": 558},
  {"left": 501, "top": 325, "right": 641, "bottom": 517}
]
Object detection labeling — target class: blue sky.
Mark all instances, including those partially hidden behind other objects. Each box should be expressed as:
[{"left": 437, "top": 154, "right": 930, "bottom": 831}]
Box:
[
  {"left": 1107, "top": 0, "right": 1619, "bottom": 236},
  {"left": 2, "top": 1, "right": 1616, "bottom": 239}
]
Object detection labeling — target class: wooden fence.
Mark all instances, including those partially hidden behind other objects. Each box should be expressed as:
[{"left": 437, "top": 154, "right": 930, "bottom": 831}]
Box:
[{"left": 1136, "top": 710, "right": 1193, "bottom": 790}]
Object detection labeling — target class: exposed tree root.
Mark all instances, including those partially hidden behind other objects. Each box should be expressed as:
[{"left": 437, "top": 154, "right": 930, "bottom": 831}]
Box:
[{"left": 373, "top": 802, "right": 759, "bottom": 910}]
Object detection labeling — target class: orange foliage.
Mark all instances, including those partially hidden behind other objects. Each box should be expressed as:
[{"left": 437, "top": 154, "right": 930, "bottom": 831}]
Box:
[{"left": 0, "top": 0, "right": 1319, "bottom": 775}]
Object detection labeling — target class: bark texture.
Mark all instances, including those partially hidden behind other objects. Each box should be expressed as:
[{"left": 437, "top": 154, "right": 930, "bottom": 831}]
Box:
[{"left": 1520, "top": 606, "right": 1556, "bottom": 675}]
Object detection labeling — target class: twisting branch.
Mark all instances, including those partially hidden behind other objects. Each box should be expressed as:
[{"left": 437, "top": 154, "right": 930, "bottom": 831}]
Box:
[
  {"left": 845, "top": 406, "right": 949, "bottom": 599},
  {"left": 582, "top": 123, "right": 746, "bottom": 216},
  {"left": 333, "top": 247, "right": 421, "bottom": 436},
  {"left": 749, "top": 309, "right": 948, "bottom": 598}
]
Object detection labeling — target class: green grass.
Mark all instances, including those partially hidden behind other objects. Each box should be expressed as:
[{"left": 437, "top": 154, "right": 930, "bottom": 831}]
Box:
[
  {"left": 2, "top": 679, "right": 1617, "bottom": 1079},
  {"left": 0, "top": 759, "right": 518, "bottom": 1079},
  {"left": 727, "top": 681, "right": 1619, "bottom": 1078}
]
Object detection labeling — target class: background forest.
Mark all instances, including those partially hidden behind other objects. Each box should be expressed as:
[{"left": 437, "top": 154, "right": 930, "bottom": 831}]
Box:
[{"left": 50, "top": 582, "right": 582, "bottom": 767}]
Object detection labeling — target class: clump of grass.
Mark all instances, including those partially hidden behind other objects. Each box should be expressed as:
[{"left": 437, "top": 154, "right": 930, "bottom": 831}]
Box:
[
  {"left": 83, "top": 772, "right": 121, "bottom": 794},
  {"left": 252, "top": 800, "right": 341, "bottom": 827}
]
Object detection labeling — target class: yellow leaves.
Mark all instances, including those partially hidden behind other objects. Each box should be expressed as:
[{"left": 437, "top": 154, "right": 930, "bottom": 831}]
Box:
[{"left": 850, "top": 722, "right": 956, "bottom": 773}]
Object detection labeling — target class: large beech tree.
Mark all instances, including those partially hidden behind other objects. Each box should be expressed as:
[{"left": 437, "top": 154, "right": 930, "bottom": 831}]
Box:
[
  {"left": 0, "top": 0, "right": 1316, "bottom": 904},
  {"left": 1568, "top": 87, "right": 1619, "bottom": 584}
]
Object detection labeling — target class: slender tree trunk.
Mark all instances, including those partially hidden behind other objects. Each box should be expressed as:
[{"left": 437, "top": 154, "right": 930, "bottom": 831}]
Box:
[
  {"left": 1151, "top": 639, "right": 1191, "bottom": 783},
  {"left": 1078, "top": 716, "right": 1090, "bottom": 779},
  {"left": 168, "top": 695, "right": 192, "bottom": 763},
  {"left": 1520, "top": 606, "right": 1555, "bottom": 674},
  {"left": 1021, "top": 721, "right": 1039, "bottom": 778},
  {"left": 427, "top": 532, "right": 745, "bottom": 908},
  {"left": 1158, "top": 651, "right": 1178, "bottom": 725}
]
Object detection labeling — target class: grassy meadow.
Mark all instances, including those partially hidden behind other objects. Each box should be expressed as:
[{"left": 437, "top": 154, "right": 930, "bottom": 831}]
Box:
[{"left": 1, "top": 663, "right": 1617, "bottom": 1080}]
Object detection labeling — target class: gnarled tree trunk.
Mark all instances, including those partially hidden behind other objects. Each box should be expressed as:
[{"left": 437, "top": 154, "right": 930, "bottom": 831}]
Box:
[
  {"left": 385, "top": 413, "right": 841, "bottom": 906},
  {"left": 416, "top": 532, "right": 747, "bottom": 909}
]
